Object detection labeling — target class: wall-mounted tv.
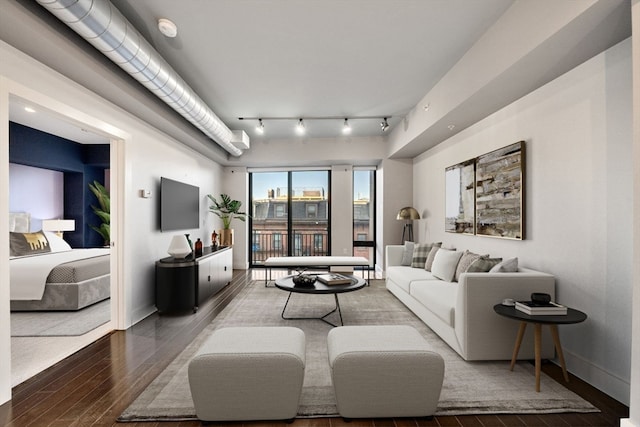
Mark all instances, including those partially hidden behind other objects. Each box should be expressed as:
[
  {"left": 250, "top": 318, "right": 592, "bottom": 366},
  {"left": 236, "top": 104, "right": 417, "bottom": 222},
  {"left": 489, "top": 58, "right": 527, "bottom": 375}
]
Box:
[{"left": 160, "top": 177, "right": 200, "bottom": 231}]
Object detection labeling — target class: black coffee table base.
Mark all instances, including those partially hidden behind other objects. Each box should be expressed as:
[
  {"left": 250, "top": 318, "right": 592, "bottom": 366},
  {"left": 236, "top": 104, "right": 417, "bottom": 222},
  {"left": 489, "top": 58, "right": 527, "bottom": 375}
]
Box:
[{"left": 281, "top": 292, "right": 343, "bottom": 327}]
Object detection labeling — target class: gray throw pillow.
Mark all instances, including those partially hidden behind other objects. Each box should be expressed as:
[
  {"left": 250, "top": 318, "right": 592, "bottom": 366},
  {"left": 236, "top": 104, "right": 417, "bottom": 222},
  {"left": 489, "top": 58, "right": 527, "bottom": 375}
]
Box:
[
  {"left": 410, "top": 243, "right": 432, "bottom": 268},
  {"left": 467, "top": 257, "right": 503, "bottom": 272},
  {"left": 454, "top": 250, "right": 486, "bottom": 282},
  {"left": 401, "top": 241, "right": 415, "bottom": 266},
  {"left": 424, "top": 243, "right": 443, "bottom": 271}
]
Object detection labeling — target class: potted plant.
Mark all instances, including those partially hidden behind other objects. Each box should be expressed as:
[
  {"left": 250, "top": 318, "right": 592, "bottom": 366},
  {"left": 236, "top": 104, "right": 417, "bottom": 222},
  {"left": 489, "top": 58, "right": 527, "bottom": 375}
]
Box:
[
  {"left": 88, "top": 180, "right": 110, "bottom": 246},
  {"left": 207, "top": 193, "right": 247, "bottom": 246}
]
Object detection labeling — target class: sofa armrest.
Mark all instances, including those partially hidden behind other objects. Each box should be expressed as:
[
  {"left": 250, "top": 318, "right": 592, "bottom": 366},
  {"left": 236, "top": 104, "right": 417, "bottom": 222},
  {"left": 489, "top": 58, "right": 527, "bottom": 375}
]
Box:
[
  {"left": 455, "top": 268, "right": 556, "bottom": 360},
  {"left": 385, "top": 245, "right": 405, "bottom": 268}
]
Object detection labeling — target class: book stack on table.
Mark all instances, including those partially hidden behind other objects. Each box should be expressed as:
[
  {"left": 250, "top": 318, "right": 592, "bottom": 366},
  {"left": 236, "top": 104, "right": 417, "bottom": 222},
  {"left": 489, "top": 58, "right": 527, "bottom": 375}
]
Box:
[
  {"left": 515, "top": 300, "right": 567, "bottom": 315},
  {"left": 316, "top": 273, "right": 352, "bottom": 285}
]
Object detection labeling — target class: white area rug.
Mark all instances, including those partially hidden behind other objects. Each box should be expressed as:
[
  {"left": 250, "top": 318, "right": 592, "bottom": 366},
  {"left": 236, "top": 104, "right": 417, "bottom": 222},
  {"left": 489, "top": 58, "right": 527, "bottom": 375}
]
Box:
[
  {"left": 118, "top": 281, "right": 597, "bottom": 422},
  {"left": 11, "top": 299, "right": 110, "bottom": 336}
]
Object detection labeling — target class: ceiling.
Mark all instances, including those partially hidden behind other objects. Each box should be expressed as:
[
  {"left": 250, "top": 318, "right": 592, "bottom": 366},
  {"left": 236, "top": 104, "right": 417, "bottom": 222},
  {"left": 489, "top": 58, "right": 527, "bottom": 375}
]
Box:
[{"left": 106, "top": 0, "right": 515, "bottom": 141}]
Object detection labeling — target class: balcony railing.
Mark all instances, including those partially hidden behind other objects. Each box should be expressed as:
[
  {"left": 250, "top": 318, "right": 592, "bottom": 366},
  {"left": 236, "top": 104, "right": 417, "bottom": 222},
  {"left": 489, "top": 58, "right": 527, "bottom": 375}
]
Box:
[{"left": 251, "top": 230, "right": 328, "bottom": 264}]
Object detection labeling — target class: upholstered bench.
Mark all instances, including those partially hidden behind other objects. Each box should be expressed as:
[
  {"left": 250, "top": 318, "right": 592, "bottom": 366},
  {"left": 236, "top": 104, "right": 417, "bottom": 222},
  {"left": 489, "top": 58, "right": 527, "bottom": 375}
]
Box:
[
  {"left": 264, "top": 256, "right": 370, "bottom": 285},
  {"left": 327, "top": 325, "right": 444, "bottom": 419},
  {"left": 188, "top": 326, "right": 306, "bottom": 421}
]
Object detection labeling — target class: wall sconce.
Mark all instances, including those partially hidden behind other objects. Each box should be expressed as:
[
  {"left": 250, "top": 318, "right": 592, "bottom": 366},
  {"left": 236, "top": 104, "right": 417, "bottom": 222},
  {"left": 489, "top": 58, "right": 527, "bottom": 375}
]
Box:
[
  {"left": 396, "top": 207, "right": 420, "bottom": 242},
  {"left": 42, "top": 219, "right": 75, "bottom": 238}
]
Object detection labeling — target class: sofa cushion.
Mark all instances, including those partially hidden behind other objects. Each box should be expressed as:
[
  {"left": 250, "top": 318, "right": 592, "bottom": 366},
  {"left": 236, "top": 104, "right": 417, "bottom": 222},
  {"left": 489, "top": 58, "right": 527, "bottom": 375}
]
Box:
[
  {"left": 400, "top": 241, "right": 415, "bottom": 266},
  {"left": 467, "top": 257, "right": 502, "bottom": 272},
  {"left": 454, "top": 250, "right": 486, "bottom": 282},
  {"left": 410, "top": 242, "right": 441, "bottom": 268},
  {"left": 424, "top": 246, "right": 439, "bottom": 271},
  {"left": 410, "top": 280, "right": 457, "bottom": 327},
  {"left": 386, "top": 266, "right": 437, "bottom": 293},
  {"left": 490, "top": 257, "right": 518, "bottom": 272},
  {"left": 431, "top": 249, "right": 463, "bottom": 282}
]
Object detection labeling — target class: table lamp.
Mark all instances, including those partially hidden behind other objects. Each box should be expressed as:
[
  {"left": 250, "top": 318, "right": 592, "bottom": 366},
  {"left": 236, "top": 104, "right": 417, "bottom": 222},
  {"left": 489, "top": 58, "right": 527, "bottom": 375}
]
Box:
[{"left": 42, "top": 219, "right": 75, "bottom": 238}]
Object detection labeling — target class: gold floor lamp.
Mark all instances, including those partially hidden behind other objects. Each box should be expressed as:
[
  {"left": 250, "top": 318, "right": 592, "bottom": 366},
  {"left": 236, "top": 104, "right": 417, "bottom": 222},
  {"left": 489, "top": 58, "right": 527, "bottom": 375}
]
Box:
[{"left": 396, "top": 207, "right": 420, "bottom": 242}]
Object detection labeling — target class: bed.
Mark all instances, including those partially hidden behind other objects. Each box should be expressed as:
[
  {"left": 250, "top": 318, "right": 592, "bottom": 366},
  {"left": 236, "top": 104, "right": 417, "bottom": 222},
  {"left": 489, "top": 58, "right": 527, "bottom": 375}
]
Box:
[{"left": 9, "top": 213, "right": 111, "bottom": 311}]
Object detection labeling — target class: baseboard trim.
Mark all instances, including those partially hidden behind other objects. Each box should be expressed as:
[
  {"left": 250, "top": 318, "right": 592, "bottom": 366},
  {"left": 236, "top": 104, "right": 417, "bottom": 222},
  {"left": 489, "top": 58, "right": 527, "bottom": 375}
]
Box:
[{"left": 562, "top": 348, "right": 630, "bottom": 406}]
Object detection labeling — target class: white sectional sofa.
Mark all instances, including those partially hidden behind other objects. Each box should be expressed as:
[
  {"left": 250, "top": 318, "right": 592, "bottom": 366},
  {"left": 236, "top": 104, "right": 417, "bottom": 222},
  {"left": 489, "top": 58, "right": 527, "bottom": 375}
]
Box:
[{"left": 385, "top": 245, "right": 556, "bottom": 361}]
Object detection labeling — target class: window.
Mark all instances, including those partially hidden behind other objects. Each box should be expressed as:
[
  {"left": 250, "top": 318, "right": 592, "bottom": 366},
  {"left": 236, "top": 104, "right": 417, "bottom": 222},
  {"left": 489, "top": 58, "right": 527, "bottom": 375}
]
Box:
[
  {"left": 275, "top": 204, "right": 286, "bottom": 217},
  {"left": 353, "top": 168, "right": 376, "bottom": 268},
  {"left": 314, "top": 234, "right": 323, "bottom": 250},
  {"left": 273, "top": 233, "right": 282, "bottom": 250},
  {"left": 306, "top": 203, "right": 317, "bottom": 218}
]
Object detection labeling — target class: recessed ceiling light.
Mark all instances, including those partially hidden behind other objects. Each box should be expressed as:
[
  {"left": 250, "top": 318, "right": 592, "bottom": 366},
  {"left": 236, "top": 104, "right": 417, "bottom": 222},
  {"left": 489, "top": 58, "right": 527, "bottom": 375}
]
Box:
[
  {"left": 423, "top": 104, "right": 430, "bottom": 111},
  {"left": 158, "top": 18, "right": 178, "bottom": 38},
  {"left": 296, "top": 119, "right": 305, "bottom": 135},
  {"left": 342, "top": 118, "right": 351, "bottom": 134},
  {"left": 448, "top": 124, "right": 456, "bottom": 130},
  {"left": 24, "top": 106, "right": 36, "bottom": 113}
]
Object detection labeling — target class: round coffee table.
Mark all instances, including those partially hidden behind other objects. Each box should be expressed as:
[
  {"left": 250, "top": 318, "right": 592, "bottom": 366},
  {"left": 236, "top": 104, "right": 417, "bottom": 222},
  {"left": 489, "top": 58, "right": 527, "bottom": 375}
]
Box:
[
  {"left": 494, "top": 303, "right": 587, "bottom": 392},
  {"left": 275, "top": 275, "right": 366, "bottom": 327}
]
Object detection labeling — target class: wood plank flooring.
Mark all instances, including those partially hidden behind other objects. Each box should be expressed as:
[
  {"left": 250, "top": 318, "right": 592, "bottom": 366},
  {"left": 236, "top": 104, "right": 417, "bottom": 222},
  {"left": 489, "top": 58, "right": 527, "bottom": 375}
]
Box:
[{"left": 0, "top": 270, "right": 629, "bottom": 427}]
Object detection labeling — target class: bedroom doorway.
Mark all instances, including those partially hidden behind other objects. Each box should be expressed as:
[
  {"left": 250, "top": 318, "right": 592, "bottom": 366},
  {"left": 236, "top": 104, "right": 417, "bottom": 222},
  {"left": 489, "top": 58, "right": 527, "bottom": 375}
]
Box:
[{"left": 4, "top": 92, "right": 124, "bottom": 388}]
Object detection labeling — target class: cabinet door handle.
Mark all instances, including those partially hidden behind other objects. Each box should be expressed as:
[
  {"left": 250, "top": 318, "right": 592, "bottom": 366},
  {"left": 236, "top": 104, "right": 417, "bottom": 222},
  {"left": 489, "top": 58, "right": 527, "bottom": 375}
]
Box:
[{"left": 208, "top": 275, "right": 211, "bottom": 282}]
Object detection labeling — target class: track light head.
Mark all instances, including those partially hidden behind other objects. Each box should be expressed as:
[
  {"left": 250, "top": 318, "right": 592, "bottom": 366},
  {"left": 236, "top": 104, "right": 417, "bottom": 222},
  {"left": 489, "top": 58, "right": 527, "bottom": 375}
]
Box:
[
  {"left": 380, "top": 117, "right": 390, "bottom": 132},
  {"left": 296, "top": 118, "right": 305, "bottom": 135},
  {"left": 342, "top": 118, "right": 351, "bottom": 134},
  {"left": 255, "top": 119, "right": 265, "bottom": 134}
]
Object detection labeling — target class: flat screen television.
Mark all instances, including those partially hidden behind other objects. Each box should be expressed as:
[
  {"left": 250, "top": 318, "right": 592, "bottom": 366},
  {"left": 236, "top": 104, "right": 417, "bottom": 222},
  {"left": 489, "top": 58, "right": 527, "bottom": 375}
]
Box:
[{"left": 160, "top": 177, "right": 200, "bottom": 231}]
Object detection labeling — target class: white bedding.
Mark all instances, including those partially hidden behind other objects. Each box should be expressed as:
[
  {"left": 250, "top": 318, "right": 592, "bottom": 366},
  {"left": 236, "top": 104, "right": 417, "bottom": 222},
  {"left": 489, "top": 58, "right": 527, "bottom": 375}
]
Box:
[{"left": 10, "top": 248, "right": 110, "bottom": 300}]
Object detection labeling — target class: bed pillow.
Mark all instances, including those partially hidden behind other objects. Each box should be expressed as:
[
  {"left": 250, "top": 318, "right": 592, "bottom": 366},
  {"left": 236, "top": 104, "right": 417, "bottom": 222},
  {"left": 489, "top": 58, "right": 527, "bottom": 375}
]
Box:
[
  {"left": 431, "top": 249, "right": 463, "bottom": 282},
  {"left": 43, "top": 231, "right": 73, "bottom": 252},
  {"left": 401, "top": 241, "right": 415, "bottom": 266},
  {"left": 10, "top": 231, "right": 51, "bottom": 257},
  {"left": 490, "top": 257, "right": 519, "bottom": 272}
]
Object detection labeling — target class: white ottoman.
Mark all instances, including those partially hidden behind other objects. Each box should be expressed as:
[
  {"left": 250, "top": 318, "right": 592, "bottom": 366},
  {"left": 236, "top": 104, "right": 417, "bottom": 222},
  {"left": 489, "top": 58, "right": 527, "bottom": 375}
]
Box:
[
  {"left": 188, "top": 326, "right": 306, "bottom": 421},
  {"left": 327, "top": 325, "right": 444, "bottom": 418}
]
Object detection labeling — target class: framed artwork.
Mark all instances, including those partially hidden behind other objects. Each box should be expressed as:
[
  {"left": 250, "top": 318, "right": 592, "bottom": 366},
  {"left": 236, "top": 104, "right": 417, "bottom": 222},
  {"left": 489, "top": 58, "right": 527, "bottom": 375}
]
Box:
[
  {"left": 475, "top": 141, "right": 525, "bottom": 239},
  {"left": 445, "top": 159, "right": 475, "bottom": 234}
]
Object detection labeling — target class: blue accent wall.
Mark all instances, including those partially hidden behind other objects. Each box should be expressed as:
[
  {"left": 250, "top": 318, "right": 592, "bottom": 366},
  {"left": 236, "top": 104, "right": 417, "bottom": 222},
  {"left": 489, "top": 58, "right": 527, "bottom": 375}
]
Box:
[{"left": 9, "top": 122, "right": 110, "bottom": 248}]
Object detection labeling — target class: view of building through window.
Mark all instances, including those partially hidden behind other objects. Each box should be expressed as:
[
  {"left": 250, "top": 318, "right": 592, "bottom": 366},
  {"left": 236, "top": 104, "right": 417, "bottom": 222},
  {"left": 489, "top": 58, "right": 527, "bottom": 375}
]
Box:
[{"left": 250, "top": 169, "right": 375, "bottom": 268}]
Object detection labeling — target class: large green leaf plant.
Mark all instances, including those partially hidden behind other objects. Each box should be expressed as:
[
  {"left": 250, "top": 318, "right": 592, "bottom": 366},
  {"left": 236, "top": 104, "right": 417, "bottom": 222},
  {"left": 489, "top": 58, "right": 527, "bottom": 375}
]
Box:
[
  {"left": 207, "top": 193, "right": 247, "bottom": 229},
  {"left": 88, "top": 180, "right": 110, "bottom": 245}
]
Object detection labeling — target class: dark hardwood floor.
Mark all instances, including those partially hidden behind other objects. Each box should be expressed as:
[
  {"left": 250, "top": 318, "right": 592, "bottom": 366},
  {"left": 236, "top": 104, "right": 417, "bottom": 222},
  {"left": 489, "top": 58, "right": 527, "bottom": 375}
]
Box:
[{"left": 0, "top": 270, "right": 629, "bottom": 427}]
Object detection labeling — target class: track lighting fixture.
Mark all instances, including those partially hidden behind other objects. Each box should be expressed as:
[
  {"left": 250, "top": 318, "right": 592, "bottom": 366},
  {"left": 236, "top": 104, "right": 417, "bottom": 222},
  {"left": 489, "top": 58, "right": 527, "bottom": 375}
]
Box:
[
  {"left": 238, "top": 115, "right": 393, "bottom": 135},
  {"left": 380, "top": 117, "right": 390, "bottom": 132},
  {"left": 296, "top": 118, "right": 305, "bottom": 135},
  {"left": 255, "top": 119, "right": 264, "bottom": 134},
  {"left": 342, "top": 118, "right": 351, "bottom": 134}
]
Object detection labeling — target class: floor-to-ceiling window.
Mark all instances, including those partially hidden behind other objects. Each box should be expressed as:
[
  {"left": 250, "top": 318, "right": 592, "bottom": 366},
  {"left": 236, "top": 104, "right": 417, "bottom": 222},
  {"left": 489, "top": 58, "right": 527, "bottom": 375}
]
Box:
[
  {"left": 353, "top": 167, "right": 376, "bottom": 268},
  {"left": 250, "top": 170, "right": 330, "bottom": 266}
]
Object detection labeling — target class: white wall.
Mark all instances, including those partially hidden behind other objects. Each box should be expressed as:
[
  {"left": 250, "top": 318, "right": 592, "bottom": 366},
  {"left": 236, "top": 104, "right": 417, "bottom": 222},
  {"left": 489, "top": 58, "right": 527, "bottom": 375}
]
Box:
[
  {"left": 0, "top": 40, "right": 226, "bottom": 403},
  {"left": 412, "top": 39, "right": 633, "bottom": 405},
  {"left": 9, "top": 163, "right": 63, "bottom": 229}
]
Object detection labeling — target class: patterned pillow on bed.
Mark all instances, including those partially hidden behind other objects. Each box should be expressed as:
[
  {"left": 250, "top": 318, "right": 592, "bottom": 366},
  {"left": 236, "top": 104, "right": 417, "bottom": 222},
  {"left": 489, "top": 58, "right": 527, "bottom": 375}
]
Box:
[{"left": 10, "top": 231, "right": 51, "bottom": 257}]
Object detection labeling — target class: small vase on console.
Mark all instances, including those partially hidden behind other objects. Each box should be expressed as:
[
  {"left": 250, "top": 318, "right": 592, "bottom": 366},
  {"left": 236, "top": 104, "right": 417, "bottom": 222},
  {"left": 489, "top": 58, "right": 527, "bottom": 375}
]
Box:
[{"left": 167, "top": 235, "right": 192, "bottom": 259}]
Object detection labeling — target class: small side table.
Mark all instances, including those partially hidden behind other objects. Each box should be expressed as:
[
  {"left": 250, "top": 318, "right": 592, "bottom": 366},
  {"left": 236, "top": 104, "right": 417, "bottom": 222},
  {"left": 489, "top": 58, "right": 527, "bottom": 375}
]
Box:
[{"left": 493, "top": 304, "right": 587, "bottom": 392}]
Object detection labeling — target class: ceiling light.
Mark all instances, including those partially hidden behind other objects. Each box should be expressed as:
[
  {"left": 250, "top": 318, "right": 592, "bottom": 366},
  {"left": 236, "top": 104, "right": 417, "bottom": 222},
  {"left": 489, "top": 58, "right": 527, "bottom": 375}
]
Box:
[
  {"left": 342, "top": 118, "right": 351, "bottom": 134},
  {"left": 423, "top": 104, "right": 430, "bottom": 111},
  {"left": 24, "top": 106, "right": 36, "bottom": 113},
  {"left": 448, "top": 124, "right": 456, "bottom": 130},
  {"left": 158, "top": 18, "right": 178, "bottom": 38},
  {"left": 296, "top": 119, "right": 305, "bottom": 135},
  {"left": 380, "top": 117, "right": 390, "bottom": 132},
  {"left": 255, "top": 119, "right": 265, "bottom": 134}
]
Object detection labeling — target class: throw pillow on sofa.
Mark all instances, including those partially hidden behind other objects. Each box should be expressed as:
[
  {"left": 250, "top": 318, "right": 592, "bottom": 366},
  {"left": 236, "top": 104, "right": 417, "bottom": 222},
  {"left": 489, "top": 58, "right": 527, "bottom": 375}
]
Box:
[
  {"left": 431, "top": 249, "right": 463, "bottom": 282},
  {"left": 411, "top": 242, "right": 441, "bottom": 268},
  {"left": 401, "top": 241, "right": 415, "bottom": 266},
  {"left": 424, "top": 244, "right": 441, "bottom": 271},
  {"left": 466, "top": 257, "right": 502, "bottom": 272},
  {"left": 454, "top": 250, "right": 487, "bottom": 282},
  {"left": 490, "top": 257, "right": 519, "bottom": 272}
]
